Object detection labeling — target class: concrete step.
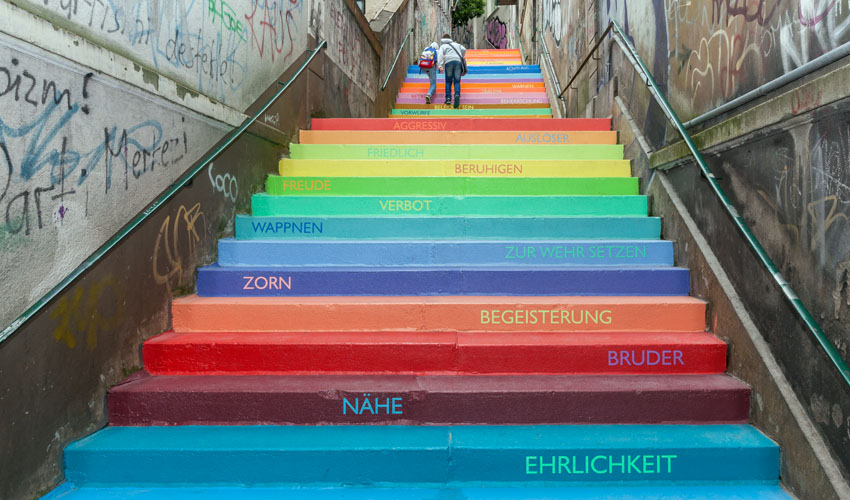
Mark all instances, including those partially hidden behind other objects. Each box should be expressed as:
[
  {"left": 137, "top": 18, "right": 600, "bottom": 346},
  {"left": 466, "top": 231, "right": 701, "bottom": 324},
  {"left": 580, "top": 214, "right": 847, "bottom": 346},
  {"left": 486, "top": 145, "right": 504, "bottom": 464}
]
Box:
[
  {"left": 309, "top": 118, "right": 610, "bottom": 131},
  {"left": 264, "top": 176, "right": 637, "bottom": 196},
  {"left": 61, "top": 425, "right": 779, "bottom": 485},
  {"left": 142, "top": 331, "right": 725, "bottom": 376},
  {"left": 404, "top": 75, "right": 544, "bottom": 82},
  {"left": 233, "top": 216, "right": 661, "bottom": 240},
  {"left": 170, "top": 295, "right": 707, "bottom": 333},
  {"left": 108, "top": 371, "right": 747, "bottom": 425},
  {"left": 288, "top": 143, "right": 623, "bottom": 160},
  {"left": 299, "top": 130, "right": 615, "bottom": 145},
  {"left": 251, "top": 195, "right": 647, "bottom": 216},
  {"left": 401, "top": 82, "right": 544, "bottom": 89},
  {"left": 194, "top": 266, "right": 691, "bottom": 297},
  {"left": 277, "top": 159, "right": 632, "bottom": 178},
  {"left": 390, "top": 108, "right": 552, "bottom": 117},
  {"left": 406, "top": 64, "right": 541, "bottom": 73},
  {"left": 216, "top": 240, "right": 674, "bottom": 267},
  {"left": 395, "top": 95, "right": 548, "bottom": 104},
  {"left": 41, "top": 484, "right": 793, "bottom": 499}
]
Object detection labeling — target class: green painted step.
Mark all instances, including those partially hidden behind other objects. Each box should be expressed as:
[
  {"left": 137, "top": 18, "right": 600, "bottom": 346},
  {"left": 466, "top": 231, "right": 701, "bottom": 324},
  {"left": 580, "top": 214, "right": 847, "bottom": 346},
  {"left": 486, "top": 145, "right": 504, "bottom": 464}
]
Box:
[
  {"left": 265, "top": 177, "right": 639, "bottom": 196},
  {"left": 390, "top": 108, "right": 552, "bottom": 116},
  {"left": 251, "top": 195, "right": 648, "bottom": 217},
  {"left": 288, "top": 144, "right": 624, "bottom": 161}
]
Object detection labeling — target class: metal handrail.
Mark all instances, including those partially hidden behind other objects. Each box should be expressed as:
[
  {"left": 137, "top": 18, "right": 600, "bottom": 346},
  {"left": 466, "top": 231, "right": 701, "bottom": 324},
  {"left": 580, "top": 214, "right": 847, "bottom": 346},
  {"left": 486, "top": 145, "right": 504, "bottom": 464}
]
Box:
[
  {"left": 0, "top": 40, "right": 328, "bottom": 345},
  {"left": 573, "top": 20, "right": 850, "bottom": 388},
  {"left": 381, "top": 28, "right": 414, "bottom": 91},
  {"left": 559, "top": 23, "right": 612, "bottom": 98}
]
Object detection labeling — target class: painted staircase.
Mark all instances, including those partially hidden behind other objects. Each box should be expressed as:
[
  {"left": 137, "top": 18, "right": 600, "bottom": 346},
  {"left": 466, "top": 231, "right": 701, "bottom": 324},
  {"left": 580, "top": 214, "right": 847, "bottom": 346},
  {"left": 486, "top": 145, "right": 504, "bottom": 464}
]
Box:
[{"left": 45, "top": 49, "right": 791, "bottom": 499}]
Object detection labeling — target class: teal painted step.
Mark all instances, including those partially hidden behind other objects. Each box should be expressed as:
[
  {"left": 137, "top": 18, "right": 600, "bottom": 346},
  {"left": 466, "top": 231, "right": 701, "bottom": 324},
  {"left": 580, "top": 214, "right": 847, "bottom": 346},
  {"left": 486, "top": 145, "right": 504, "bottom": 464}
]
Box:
[
  {"left": 63, "top": 425, "right": 778, "bottom": 485},
  {"left": 252, "top": 195, "right": 647, "bottom": 216},
  {"left": 288, "top": 143, "right": 624, "bottom": 160},
  {"left": 391, "top": 108, "right": 552, "bottom": 116},
  {"left": 217, "top": 240, "right": 675, "bottom": 267},
  {"left": 265, "top": 177, "right": 639, "bottom": 196},
  {"left": 43, "top": 484, "right": 793, "bottom": 499},
  {"left": 234, "top": 216, "right": 661, "bottom": 240}
]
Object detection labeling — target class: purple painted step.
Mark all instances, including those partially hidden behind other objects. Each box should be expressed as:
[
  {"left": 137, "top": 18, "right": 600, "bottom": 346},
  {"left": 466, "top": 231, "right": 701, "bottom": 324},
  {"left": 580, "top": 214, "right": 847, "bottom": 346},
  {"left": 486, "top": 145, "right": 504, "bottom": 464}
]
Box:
[
  {"left": 108, "top": 372, "right": 750, "bottom": 426},
  {"left": 195, "top": 266, "right": 691, "bottom": 297}
]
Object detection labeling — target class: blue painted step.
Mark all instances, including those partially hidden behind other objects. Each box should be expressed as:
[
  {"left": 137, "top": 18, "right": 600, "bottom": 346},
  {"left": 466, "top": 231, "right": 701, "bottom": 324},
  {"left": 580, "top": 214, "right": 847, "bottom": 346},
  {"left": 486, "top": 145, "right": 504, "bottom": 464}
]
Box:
[
  {"left": 63, "top": 425, "right": 778, "bottom": 485},
  {"left": 44, "top": 484, "right": 792, "bottom": 499},
  {"left": 234, "top": 216, "right": 662, "bottom": 240},
  {"left": 406, "top": 64, "right": 542, "bottom": 73},
  {"left": 217, "top": 240, "right": 675, "bottom": 267},
  {"left": 196, "top": 266, "right": 690, "bottom": 297}
]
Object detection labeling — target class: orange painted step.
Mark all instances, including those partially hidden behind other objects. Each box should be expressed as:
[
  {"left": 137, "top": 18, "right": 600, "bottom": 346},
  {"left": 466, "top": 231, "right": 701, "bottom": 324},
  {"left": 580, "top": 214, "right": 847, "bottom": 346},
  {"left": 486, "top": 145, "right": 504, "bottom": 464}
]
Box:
[
  {"left": 171, "top": 296, "right": 707, "bottom": 333},
  {"left": 299, "top": 130, "right": 618, "bottom": 145}
]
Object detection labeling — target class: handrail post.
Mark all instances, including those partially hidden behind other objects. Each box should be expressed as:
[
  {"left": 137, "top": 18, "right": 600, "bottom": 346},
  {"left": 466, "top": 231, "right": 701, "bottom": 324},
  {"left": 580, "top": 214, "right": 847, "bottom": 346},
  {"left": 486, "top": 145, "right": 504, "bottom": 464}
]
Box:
[
  {"left": 381, "top": 28, "right": 414, "bottom": 91},
  {"left": 0, "top": 40, "right": 328, "bottom": 345}
]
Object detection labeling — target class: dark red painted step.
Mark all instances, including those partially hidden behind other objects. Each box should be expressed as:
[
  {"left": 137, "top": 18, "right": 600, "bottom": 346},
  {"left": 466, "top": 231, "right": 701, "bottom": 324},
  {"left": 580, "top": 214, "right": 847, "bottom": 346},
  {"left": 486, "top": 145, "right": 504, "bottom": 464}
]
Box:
[
  {"left": 143, "top": 331, "right": 727, "bottom": 375},
  {"left": 108, "top": 371, "right": 750, "bottom": 426}
]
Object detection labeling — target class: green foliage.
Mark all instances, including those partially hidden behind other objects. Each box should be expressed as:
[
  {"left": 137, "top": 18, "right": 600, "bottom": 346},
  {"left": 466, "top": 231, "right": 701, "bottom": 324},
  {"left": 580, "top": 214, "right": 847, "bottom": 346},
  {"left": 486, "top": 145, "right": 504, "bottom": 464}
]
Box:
[{"left": 452, "top": 0, "right": 485, "bottom": 27}]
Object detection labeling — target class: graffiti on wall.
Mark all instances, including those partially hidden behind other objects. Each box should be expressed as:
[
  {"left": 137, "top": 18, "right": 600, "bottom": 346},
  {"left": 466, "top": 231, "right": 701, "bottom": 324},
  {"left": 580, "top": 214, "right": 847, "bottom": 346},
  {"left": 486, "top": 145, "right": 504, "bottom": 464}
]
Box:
[
  {"left": 543, "top": 0, "right": 563, "bottom": 46},
  {"left": 0, "top": 34, "right": 226, "bottom": 328},
  {"left": 667, "top": 0, "right": 850, "bottom": 118},
  {"left": 16, "top": 0, "right": 309, "bottom": 109},
  {"left": 315, "top": 0, "right": 379, "bottom": 100},
  {"left": 486, "top": 17, "right": 508, "bottom": 49}
]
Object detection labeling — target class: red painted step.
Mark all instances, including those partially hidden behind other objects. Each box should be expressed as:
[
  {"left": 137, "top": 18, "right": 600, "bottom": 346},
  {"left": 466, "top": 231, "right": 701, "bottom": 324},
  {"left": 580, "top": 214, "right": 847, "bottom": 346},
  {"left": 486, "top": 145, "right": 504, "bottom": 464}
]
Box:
[
  {"left": 143, "top": 331, "right": 726, "bottom": 375},
  {"left": 310, "top": 118, "right": 611, "bottom": 131},
  {"left": 108, "top": 371, "right": 750, "bottom": 426}
]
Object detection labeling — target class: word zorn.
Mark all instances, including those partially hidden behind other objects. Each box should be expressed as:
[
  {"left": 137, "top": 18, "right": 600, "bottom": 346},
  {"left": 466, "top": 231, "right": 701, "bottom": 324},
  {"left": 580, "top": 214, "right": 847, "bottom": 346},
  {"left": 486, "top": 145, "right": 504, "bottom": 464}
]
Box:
[
  {"left": 343, "top": 395, "right": 403, "bottom": 415},
  {"left": 243, "top": 276, "right": 292, "bottom": 290}
]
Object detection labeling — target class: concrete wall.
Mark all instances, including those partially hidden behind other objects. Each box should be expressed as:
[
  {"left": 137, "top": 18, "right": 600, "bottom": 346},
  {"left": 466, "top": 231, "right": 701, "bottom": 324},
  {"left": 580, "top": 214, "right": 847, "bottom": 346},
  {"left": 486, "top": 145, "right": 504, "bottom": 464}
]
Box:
[
  {"left": 0, "top": 0, "right": 440, "bottom": 497},
  {"left": 534, "top": 0, "right": 850, "bottom": 489}
]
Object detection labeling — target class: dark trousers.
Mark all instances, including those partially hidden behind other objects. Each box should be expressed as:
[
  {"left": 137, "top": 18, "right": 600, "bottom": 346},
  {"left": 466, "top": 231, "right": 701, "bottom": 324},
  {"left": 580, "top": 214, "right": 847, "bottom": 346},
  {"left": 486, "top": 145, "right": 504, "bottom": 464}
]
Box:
[{"left": 444, "top": 61, "right": 462, "bottom": 102}]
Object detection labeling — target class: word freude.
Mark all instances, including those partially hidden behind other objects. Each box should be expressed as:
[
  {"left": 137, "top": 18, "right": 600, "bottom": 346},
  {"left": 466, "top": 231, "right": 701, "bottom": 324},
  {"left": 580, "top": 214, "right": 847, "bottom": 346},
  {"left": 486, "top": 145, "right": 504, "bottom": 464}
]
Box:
[
  {"left": 481, "top": 309, "right": 613, "bottom": 325},
  {"left": 342, "top": 395, "right": 403, "bottom": 415},
  {"left": 525, "top": 454, "right": 677, "bottom": 475}
]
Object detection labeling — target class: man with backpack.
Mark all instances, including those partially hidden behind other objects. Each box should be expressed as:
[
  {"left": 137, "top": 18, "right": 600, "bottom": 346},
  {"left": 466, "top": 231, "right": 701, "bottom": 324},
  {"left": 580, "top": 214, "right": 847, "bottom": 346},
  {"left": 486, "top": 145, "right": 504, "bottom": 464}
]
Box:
[
  {"left": 437, "top": 34, "right": 467, "bottom": 109},
  {"left": 418, "top": 42, "right": 439, "bottom": 104}
]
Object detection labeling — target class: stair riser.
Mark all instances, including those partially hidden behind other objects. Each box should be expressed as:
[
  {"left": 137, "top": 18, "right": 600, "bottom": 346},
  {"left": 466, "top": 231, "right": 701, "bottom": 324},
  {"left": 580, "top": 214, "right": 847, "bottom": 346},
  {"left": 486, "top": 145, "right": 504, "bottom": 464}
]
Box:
[
  {"left": 289, "top": 144, "right": 622, "bottom": 160},
  {"left": 251, "top": 195, "right": 647, "bottom": 217},
  {"left": 391, "top": 109, "right": 552, "bottom": 117},
  {"left": 402, "top": 83, "right": 544, "bottom": 89},
  {"left": 264, "top": 177, "right": 638, "bottom": 196},
  {"left": 217, "top": 240, "right": 674, "bottom": 267},
  {"left": 144, "top": 340, "right": 723, "bottom": 374},
  {"left": 406, "top": 64, "right": 541, "bottom": 72},
  {"left": 108, "top": 375, "right": 749, "bottom": 426},
  {"left": 299, "top": 131, "right": 615, "bottom": 145},
  {"left": 171, "top": 298, "right": 707, "bottom": 333},
  {"left": 309, "top": 118, "right": 611, "bottom": 131},
  {"left": 278, "top": 160, "right": 632, "bottom": 178},
  {"left": 234, "top": 216, "right": 660, "bottom": 240},
  {"left": 405, "top": 76, "right": 544, "bottom": 82},
  {"left": 396, "top": 96, "right": 548, "bottom": 103},
  {"left": 195, "top": 268, "right": 691, "bottom": 297},
  {"left": 63, "top": 425, "right": 779, "bottom": 485}
]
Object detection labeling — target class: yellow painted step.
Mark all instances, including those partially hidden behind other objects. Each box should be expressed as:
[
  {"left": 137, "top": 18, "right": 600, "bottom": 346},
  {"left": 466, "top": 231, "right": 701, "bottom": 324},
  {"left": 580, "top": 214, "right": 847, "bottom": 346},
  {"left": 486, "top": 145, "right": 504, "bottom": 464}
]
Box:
[
  {"left": 278, "top": 159, "right": 632, "bottom": 178},
  {"left": 299, "top": 130, "right": 617, "bottom": 145}
]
